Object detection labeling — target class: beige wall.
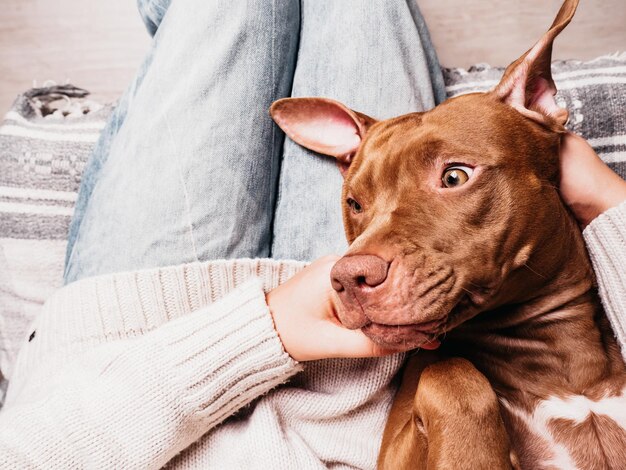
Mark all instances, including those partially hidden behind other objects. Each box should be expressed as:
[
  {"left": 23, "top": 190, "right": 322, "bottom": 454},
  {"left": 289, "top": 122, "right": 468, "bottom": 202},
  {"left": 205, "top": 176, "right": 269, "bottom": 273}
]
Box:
[
  {"left": 419, "top": 0, "right": 626, "bottom": 67},
  {"left": 0, "top": 0, "right": 149, "bottom": 112},
  {"left": 0, "top": 0, "right": 624, "bottom": 112}
]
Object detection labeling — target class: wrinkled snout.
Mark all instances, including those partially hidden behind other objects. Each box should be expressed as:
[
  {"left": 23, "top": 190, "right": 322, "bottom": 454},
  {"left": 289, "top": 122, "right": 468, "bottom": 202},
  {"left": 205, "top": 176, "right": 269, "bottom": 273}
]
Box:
[
  {"left": 331, "top": 254, "right": 389, "bottom": 293},
  {"left": 330, "top": 252, "right": 458, "bottom": 350},
  {"left": 330, "top": 255, "right": 389, "bottom": 328}
]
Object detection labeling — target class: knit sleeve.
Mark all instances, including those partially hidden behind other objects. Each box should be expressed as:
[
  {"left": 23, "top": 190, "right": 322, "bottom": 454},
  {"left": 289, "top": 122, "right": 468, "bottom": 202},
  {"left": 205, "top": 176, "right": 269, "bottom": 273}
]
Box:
[
  {"left": 583, "top": 200, "right": 626, "bottom": 360},
  {"left": 0, "top": 279, "right": 302, "bottom": 469}
]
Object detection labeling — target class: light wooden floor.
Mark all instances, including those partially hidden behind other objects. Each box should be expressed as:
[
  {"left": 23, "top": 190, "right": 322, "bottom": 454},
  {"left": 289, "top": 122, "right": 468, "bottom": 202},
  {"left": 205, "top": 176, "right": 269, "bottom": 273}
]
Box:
[{"left": 0, "top": 0, "right": 624, "bottom": 113}]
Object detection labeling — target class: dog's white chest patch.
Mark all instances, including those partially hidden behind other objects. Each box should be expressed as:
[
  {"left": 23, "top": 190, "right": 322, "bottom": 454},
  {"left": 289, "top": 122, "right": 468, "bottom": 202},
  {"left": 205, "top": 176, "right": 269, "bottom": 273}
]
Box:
[{"left": 501, "top": 388, "right": 626, "bottom": 469}]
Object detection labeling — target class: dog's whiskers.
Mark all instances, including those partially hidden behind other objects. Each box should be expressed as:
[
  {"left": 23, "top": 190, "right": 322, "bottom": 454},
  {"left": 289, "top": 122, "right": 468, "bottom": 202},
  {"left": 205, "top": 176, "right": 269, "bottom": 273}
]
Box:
[
  {"left": 460, "top": 286, "right": 476, "bottom": 295},
  {"left": 538, "top": 181, "right": 559, "bottom": 191},
  {"left": 523, "top": 263, "right": 547, "bottom": 279},
  {"left": 460, "top": 286, "right": 479, "bottom": 299}
]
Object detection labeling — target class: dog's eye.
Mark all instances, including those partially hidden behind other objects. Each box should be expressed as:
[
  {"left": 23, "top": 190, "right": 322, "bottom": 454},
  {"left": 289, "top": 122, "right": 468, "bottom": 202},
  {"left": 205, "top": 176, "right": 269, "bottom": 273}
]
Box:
[
  {"left": 442, "top": 166, "right": 473, "bottom": 188},
  {"left": 347, "top": 197, "right": 363, "bottom": 214}
]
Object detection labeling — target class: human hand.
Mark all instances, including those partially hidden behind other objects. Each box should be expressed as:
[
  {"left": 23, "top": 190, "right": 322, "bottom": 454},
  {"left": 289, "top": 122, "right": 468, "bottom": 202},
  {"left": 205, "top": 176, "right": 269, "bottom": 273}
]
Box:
[
  {"left": 559, "top": 132, "right": 626, "bottom": 228},
  {"left": 266, "top": 255, "right": 400, "bottom": 361}
]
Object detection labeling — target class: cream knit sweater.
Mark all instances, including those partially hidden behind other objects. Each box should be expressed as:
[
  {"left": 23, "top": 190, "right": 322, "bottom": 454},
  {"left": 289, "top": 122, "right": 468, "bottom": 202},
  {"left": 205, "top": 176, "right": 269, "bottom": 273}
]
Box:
[{"left": 1, "top": 201, "right": 625, "bottom": 469}]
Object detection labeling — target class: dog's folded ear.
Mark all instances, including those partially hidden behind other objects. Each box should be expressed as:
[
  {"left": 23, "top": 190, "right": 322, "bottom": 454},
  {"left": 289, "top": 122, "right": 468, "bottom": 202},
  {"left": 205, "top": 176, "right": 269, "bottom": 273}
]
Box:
[
  {"left": 270, "top": 97, "right": 376, "bottom": 174},
  {"left": 490, "top": 0, "right": 579, "bottom": 131}
]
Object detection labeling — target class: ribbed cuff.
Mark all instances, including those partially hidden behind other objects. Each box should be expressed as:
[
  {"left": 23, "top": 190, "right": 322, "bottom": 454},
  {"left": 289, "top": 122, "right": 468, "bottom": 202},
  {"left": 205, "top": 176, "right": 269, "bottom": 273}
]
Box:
[
  {"left": 160, "top": 279, "right": 301, "bottom": 423},
  {"left": 583, "top": 200, "right": 626, "bottom": 360},
  {"left": 0, "top": 280, "right": 302, "bottom": 469},
  {"left": 5, "top": 258, "right": 308, "bottom": 403},
  {"left": 15, "top": 259, "right": 306, "bottom": 374}
]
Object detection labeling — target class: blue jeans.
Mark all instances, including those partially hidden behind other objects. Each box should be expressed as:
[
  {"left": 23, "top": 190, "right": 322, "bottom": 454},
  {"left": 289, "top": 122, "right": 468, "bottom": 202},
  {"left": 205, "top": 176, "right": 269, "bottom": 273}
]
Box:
[{"left": 64, "top": 0, "right": 445, "bottom": 283}]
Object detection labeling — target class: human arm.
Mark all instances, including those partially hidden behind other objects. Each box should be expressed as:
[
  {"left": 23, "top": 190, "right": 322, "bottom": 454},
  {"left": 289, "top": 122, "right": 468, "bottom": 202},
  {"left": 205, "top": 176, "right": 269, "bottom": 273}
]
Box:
[
  {"left": 0, "top": 279, "right": 300, "bottom": 469},
  {"left": 266, "top": 255, "right": 399, "bottom": 361},
  {"left": 583, "top": 203, "right": 626, "bottom": 358},
  {"left": 0, "top": 257, "right": 394, "bottom": 468},
  {"left": 559, "top": 132, "right": 626, "bottom": 228},
  {"left": 559, "top": 132, "right": 626, "bottom": 359}
]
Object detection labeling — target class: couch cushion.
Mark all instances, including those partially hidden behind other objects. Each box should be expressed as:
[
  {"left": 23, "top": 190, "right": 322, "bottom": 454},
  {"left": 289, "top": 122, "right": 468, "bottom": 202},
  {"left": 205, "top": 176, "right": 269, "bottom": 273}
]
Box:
[{"left": 0, "top": 85, "right": 111, "bottom": 403}]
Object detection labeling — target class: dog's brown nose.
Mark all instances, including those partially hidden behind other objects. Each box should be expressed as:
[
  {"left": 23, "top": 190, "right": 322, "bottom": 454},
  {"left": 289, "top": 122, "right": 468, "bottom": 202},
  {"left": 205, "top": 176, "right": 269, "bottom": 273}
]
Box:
[{"left": 331, "top": 255, "right": 389, "bottom": 294}]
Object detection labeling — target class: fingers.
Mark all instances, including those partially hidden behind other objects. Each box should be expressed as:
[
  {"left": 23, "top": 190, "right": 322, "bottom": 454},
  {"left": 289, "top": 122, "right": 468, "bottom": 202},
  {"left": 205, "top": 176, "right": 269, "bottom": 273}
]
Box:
[
  {"left": 558, "top": 132, "right": 624, "bottom": 227},
  {"left": 313, "top": 254, "right": 341, "bottom": 271},
  {"left": 268, "top": 253, "right": 404, "bottom": 361},
  {"left": 320, "top": 323, "right": 400, "bottom": 358}
]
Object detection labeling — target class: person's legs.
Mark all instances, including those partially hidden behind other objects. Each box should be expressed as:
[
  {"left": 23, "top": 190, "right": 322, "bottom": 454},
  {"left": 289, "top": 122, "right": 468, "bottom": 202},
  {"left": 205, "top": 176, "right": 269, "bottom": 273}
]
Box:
[
  {"left": 65, "top": 0, "right": 172, "bottom": 268},
  {"left": 65, "top": 0, "right": 300, "bottom": 283},
  {"left": 271, "top": 0, "right": 445, "bottom": 261},
  {"left": 137, "top": 0, "right": 172, "bottom": 36},
  {"left": 265, "top": 4, "right": 445, "bottom": 466}
]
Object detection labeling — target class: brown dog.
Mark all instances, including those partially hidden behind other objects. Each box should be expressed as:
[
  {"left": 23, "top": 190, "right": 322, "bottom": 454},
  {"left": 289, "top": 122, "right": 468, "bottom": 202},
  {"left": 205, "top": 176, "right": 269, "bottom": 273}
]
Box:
[{"left": 270, "top": 0, "right": 626, "bottom": 468}]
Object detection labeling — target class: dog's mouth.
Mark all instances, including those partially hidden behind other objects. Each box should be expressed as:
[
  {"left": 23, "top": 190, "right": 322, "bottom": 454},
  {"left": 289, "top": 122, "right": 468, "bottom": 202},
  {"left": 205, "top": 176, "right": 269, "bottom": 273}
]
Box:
[
  {"left": 331, "top": 255, "right": 485, "bottom": 351},
  {"left": 356, "top": 293, "right": 475, "bottom": 350},
  {"left": 362, "top": 322, "right": 443, "bottom": 350}
]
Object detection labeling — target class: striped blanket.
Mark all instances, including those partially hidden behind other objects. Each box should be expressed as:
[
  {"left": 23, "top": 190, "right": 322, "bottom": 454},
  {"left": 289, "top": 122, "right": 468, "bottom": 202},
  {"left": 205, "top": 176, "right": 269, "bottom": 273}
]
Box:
[
  {"left": 443, "top": 54, "right": 626, "bottom": 178},
  {"left": 0, "top": 55, "right": 625, "bottom": 404},
  {"left": 0, "top": 86, "right": 111, "bottom": 401}
]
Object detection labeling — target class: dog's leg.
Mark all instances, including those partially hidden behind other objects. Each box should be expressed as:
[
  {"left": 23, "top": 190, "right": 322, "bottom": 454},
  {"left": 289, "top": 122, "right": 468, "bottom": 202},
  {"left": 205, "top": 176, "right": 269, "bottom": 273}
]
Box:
[
  {"left": 378, "top": 352, "right": 435, "bottom": 470},
  {"left": 378, "top": 355, "right": 516, "bottom": 470}
]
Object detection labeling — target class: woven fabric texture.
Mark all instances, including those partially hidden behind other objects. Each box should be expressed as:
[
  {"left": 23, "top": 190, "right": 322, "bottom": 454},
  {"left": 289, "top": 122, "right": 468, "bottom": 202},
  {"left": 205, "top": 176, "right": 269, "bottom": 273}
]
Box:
[
  {"left": 0, "top": 86, "right": 112, "bottom": 399},
  {"left": 443, "top": 54, "right": 626, "bottom": 178},
  {"left": 1, "top": 55, "right": 625, "bottom": 403}
]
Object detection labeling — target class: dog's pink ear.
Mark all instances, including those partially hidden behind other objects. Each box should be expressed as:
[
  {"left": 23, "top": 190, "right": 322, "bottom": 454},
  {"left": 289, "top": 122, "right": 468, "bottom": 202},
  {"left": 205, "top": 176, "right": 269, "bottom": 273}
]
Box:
[
  {"left": 490, "top": 0, "right": 579, "bottom": 130},
  {"left": 270, "top": 97, "right": 376, "bottom": 174}
]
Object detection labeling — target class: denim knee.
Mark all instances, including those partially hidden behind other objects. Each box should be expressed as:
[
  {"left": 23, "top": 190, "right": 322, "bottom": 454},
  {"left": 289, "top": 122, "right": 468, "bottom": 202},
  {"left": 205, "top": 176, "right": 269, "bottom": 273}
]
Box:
[{"left": 137, "top": 0, "right": 172, "bottom": 36}]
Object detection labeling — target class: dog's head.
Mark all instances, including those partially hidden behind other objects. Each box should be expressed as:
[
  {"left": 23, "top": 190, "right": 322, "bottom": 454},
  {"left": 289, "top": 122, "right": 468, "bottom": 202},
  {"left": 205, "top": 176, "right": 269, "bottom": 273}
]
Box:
[{"left": 271, "top": 0, "right": 580, "bottom": 349}]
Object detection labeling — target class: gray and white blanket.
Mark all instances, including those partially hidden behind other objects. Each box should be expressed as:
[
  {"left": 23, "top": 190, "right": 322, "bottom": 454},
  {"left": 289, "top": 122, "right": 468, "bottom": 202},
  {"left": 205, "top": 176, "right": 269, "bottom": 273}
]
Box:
[
  {"left": 443, "top": 54, "right": 626, "bottom": 178},
  {"left": 0, "top": 86, "right": 112, "bottom": 402},
  {"left": 0, "top": 55, "right": 625, "bottom": 405}
]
